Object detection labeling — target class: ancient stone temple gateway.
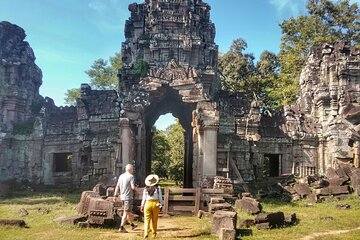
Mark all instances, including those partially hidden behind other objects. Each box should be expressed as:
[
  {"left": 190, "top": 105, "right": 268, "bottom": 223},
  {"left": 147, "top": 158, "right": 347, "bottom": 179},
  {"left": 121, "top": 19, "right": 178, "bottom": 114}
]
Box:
[{"left": 0, "top": 0, "right": 359, "bottom": 188}]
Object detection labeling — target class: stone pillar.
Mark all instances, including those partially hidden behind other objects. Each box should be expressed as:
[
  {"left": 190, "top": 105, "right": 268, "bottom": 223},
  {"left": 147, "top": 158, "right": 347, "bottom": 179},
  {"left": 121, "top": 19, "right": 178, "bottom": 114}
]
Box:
[
  {"left": 318, "top": 139, "right": 325, "bottom": 175},
  {"left": 354, "top": 142, "right": 360, "bottom": 168},
  {"left": 119, "top": 118, "right": 133, "bottom": 171},
  {"left": 202, "top": 122, "right": 218, "bottom": 178}
]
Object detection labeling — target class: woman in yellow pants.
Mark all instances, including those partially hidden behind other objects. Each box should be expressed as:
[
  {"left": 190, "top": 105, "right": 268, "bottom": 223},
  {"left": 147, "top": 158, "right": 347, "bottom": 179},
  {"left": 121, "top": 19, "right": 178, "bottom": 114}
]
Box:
[{"left": 141, "top": 174, "right": 163, "bottom": 239}]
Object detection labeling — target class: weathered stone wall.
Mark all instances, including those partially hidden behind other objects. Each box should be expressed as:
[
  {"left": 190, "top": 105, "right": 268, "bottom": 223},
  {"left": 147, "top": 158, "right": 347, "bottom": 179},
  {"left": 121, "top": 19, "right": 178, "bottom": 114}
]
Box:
[{"left": 0, "top": 21, "right": 42, "bottom": 131}]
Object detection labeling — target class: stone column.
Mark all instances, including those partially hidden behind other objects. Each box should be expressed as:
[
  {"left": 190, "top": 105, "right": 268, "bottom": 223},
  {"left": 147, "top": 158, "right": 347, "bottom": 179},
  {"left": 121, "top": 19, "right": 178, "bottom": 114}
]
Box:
[
  {"left": 354, "top": 141, "right": 360, "bottom": 168},
  {"left": 120, "top": 118, "right": 133, "bottom": 171},
  {"left": 202, "top": 122, "right": 218, "bottom": 178},
  {"left": 318, "top": 139, "right": 325, "bottom": 175}
]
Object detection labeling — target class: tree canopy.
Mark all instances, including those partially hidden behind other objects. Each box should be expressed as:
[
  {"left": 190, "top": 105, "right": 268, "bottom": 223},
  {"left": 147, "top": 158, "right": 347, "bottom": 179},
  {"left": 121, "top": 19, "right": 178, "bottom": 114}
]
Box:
[
  {"left": 151, "top": 119, "right": 184, "bottom": 186},
  {"left": 64, "top": 52, "right": 122, "bottom": 105},
  {"left": 219, "top": 0, "right": 359, "bottom": 109},
  {"left": 275, "top": 0, "right": 359, "bottom": 107}
]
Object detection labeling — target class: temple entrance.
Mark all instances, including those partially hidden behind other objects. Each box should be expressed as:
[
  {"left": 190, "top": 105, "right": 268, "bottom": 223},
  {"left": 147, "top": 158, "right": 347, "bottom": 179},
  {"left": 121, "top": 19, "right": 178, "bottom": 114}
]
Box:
[
  {"left": 144, "top": 87, "right": 195, "bottom": 188},
  {"left": 150, "top": 114, "right": 185, "bottom": 186}
]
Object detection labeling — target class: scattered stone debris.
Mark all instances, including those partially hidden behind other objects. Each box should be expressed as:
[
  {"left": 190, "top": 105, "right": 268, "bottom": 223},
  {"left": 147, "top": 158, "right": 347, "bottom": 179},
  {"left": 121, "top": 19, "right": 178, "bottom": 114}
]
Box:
[
  {"left": 17, "top": 208, "right": 28, "bottom": 217},
  {"left": 211, "top": 211, "right": 237, "bottom": 237},
  {"left": 255, "top": 212, "right": 285, "bottom": 230},
  {"left": 238, "top": 219, "right": 255, "bottom": 228},
  {"left": 197, "top": 210, "right": 212, "bottom": 219},
  {"left": 53, "top": 216, "right": 87, "bottom": 225},
  {"left": 336, "top": 204, "right": 350, "bottom": 209},
  {"left": 0, "top": 219, "right": 27, "bottom": 228},
  {"left": 37, "top": 206, "right": 50, "bottom": 214},
  {"left": 219, "top": 227, "right": 236, "bottom": 240},
  {"left": 235, "top": 197, "right": 262, "bottom": 215}
]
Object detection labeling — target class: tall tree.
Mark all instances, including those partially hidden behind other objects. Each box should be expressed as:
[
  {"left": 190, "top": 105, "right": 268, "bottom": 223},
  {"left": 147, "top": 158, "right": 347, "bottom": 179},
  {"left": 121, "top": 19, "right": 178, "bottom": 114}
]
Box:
[
  {"left": 64, "top": 52, "right": 122, "bottom": 105},
  {"left": 218, "top": 38, "right": 256, "bottom": 93},
  {"left": 85, "top": 52, "right": 122, "bottom": 90},
  {"left": 151, "top": 128, "right": 171, "bottom": 179},
  {"left": 166, "top": 120, "right": 184, "bottom": 185},
  {"left": 64, "top": 88, "right": 81, "bottom": 106},
  {"left": 276, "top": 0, "right": 359, "bottom": 106}
]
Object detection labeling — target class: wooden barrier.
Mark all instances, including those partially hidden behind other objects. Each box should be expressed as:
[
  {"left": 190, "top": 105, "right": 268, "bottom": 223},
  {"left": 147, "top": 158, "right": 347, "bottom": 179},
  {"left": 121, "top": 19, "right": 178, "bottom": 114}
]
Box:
[{"left": 131, "top": 187, "right": 227, "bottom": 215}]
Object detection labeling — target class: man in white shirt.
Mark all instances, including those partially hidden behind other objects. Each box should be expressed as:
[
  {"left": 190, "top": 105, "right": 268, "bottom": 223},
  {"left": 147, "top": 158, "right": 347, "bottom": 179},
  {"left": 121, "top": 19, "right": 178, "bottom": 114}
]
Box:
[{"left": 114, "top": 164, "right": 137, "bottom": 233}]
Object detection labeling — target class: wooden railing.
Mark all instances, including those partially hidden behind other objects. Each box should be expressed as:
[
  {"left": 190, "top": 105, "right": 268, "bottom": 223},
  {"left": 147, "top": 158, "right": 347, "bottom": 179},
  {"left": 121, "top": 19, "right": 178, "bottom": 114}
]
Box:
[{"left": 132, "top": 187, "right": 226, "bottom": 215}]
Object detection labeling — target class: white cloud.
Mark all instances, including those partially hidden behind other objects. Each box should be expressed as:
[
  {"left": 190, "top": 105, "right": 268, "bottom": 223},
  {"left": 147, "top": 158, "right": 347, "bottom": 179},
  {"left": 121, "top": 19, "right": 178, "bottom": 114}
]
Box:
[{"left": 269, "top": 0, "right": 307, "bottom": 16}]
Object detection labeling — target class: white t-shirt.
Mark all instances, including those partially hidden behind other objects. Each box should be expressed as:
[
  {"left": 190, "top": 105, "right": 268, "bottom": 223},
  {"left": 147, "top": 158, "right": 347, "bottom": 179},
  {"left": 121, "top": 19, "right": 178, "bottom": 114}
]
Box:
[{"left": 114, "top": 171, "right": 135, "bottom": 200}]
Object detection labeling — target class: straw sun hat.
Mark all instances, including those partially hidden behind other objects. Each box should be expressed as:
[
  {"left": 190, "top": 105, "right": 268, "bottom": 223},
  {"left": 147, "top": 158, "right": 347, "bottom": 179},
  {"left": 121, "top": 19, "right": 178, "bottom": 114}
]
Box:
[{"left": 145, "top": 174, "right": 159, "bottom": 186}]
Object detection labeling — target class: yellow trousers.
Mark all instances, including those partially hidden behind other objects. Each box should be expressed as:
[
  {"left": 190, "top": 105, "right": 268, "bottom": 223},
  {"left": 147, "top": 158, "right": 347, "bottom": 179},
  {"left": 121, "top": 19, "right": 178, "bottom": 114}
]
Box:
[{"left": 144, "top": 200, "right": 160, "bottom": 238}]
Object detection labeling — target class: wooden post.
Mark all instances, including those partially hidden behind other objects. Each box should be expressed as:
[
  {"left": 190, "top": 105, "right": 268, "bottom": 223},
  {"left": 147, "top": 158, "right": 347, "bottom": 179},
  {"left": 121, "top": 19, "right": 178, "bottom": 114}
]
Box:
[
  {"left": 163, "top": 188, "right": 170, "bottom": 215},
  {"left": 194, "top": 188, "right": 201, "bottom": 215}
]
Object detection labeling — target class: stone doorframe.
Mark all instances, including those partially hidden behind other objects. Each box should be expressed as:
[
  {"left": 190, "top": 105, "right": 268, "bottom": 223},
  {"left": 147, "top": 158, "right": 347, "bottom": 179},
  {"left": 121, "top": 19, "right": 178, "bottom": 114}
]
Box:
[{"left": 118, "top": 64, "right": 219, "bottom": 187}]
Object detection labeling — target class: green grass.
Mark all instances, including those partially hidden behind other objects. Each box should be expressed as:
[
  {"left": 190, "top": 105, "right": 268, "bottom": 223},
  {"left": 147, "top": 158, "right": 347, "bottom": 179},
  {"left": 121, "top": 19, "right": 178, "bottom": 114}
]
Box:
[
  {"left": 237, "top": 196, "right": 360, "bottom": 240},
  {"left": 1, "top": 189, "right": 360, "bottom": 240},
  {"left": 0, "top": 189, "right": 214, "bottom": 240}
]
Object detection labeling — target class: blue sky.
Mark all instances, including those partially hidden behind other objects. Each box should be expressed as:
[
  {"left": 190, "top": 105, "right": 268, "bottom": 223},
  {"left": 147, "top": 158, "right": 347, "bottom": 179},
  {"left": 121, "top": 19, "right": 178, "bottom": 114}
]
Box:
[{"left": 2, "top": 0, "right": 355, "bottom": 129}]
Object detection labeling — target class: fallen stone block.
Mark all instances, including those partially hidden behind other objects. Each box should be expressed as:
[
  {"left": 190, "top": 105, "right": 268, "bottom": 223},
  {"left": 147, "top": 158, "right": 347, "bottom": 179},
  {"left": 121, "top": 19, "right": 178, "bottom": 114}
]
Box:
[
  {"left": 315, "top": 187, "right": 330, "bottom": 196},
  {"left": 311, "top": 179, "right": 329, "bottom": 189},
  {"left": 255, "top": 211, "right": 285, "bottom": 228},
  {"left": 294, "top": 183, "right": 312, "bottom": 197},
  {"left": 326, "top": 168, "right": 340, "bottom": 179},
  {"left": 328, "top": 178, "right": 347, "bottom": 186},
  {"left": 219, "top": 228, "right": 236, "bottom": 240},
  {"left": 209, "top": 203, "right": 232, "bottom": 213},
  {"left": 329, "top": 185, "right": 349, "bottom": 195},
  {"left": 78, "top": 221, "right": 90, "bottom": 228},
  {"left": 0, "top": 219, "right": 27, "bottom": 228},
  {"left": 210, "top": 197, "right": 225, "bottom": 204},
  {"left": 17, "top": 208, "right": 28, "bottom": 217},
  {"left": 307, "top": 193, "right": 318, "bottom": 204},
  {"left": 336, "top": 204, "right": 350, "bottom": 209},
  {"left": 350, "top": 169, "right": 360, "bottom": 196},
  {"left": 284, "top": 213, "right": 297, "bottom": 226},
  {"left": 54, "top": 216, "right": 87, "bottom": 225},
  {"left": 256, "top": 222, "right": 271, "bottom": 230},
  {"left": 211, "top": 211, "right": 237, "bottom": 236},
  {"left": 238, "top": 219, "right": 255, "bottom": 228},
  {"left": 235, "top": 197, "right": 262, "bottom": 215}
]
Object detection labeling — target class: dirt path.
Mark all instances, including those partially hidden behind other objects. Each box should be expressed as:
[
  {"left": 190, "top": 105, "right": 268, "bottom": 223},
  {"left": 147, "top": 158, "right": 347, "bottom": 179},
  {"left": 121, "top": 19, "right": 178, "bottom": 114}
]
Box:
[
  {"left": 300, "top": 227, "right": 360, "bottom": 240},
  {"left": 99, "top": 215, "right": 212, "bottom": 240}
]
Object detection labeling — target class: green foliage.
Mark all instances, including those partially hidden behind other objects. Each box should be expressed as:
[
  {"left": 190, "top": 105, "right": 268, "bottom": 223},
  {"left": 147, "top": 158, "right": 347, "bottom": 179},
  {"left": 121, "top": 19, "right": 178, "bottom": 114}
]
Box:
[
  {"left": 129, "top": 59, "right": 149, "bottom": 77},
  {"left": 64, "top": 88, "right": 81, "bottom": 106},
  {"left": 64, "top": 52, "right": 122, "bottom": 105},
  {"left": 151, "top": 120, "right": 184, "bottom": 186},
  {"left": 12, "top": 118, "right": 35, "bottom": 135},
  {"left": 166, "top": 120, "right": 184, "bottom": 186},
  {"left": 277, "top": 0, "right": 360, "bottom": 106},
  {"left": 151, "top": 128, "right": 171, "bottom": 179},
  {"left": 219, "top": 39, "right": 280, "bottom": 109}
]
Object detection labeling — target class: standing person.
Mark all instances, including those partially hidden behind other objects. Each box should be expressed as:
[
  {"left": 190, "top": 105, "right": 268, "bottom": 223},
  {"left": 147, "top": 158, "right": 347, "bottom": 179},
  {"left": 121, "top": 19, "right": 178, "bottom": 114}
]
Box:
[
  {"left": 140, "top": 174, "right": 163, "bottom": 239},
  {"left": 113, "top": 164, "right": 137, "bottom": 233}
]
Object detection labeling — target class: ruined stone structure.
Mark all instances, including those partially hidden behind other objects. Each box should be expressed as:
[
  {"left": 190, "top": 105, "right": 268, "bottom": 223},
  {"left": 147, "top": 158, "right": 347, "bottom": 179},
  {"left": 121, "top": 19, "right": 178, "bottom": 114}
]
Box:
[{"left": 0, "top": 1, "right": 359, "bottom": 188}]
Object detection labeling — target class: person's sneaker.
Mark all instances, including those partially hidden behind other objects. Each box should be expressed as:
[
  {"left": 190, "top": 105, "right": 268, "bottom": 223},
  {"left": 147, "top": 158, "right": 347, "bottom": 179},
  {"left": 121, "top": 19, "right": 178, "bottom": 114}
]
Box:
[
  {"left": 131, "top": 223, "right": 137, "bottom": 230},
  {"left": 118, "top": 226, "right": 128, "bottom": 233}
]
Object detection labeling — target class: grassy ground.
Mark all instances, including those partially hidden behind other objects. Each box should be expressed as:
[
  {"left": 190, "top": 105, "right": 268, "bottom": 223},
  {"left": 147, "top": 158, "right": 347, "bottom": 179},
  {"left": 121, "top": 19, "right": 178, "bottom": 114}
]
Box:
[
  {"left": 0, "top": 189, "right": 214, "bottom": 240},
  {"left": 237, "top": 196, "right": 360, "bottom": 240},
  {"left": 1, "top": 188, "right": 360, "bottom": 240}
]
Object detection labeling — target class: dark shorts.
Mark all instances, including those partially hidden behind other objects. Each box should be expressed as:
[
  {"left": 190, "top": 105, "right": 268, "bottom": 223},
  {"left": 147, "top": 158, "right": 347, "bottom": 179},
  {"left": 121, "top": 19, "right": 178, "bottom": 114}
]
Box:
[{"left": 122, "top": 200, "right": 133, "bottom": 212}]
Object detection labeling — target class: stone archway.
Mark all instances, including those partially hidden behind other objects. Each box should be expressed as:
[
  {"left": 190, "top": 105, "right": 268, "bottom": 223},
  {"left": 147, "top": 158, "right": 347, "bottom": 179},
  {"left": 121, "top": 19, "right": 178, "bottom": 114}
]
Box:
[{"left": 118, "top": 61, "right": 219, "bottom": 187}]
